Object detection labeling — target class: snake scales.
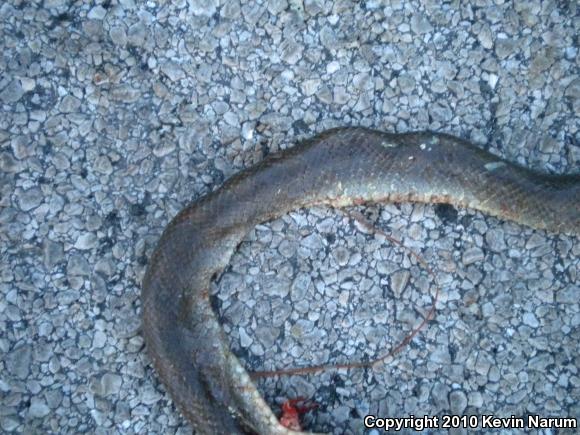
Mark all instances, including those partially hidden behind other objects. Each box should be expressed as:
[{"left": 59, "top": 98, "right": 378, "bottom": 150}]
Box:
[{"left": 142, "top": 128, "right": 579, "bottom": 434}]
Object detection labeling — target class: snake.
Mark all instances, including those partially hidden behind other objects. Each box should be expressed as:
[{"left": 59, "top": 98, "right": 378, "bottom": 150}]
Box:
[{"left": 141, "top": 127, "right": 579, "bottom": 434}]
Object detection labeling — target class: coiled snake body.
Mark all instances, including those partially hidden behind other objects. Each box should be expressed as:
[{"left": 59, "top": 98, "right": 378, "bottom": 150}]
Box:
[{"left": 142, "top": 128, "right": 579, "bottom": 434}]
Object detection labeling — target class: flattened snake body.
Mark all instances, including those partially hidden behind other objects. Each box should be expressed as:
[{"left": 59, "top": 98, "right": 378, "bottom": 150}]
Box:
[{"left": 142, "top": 128, "right": 579, "bottom": 434}]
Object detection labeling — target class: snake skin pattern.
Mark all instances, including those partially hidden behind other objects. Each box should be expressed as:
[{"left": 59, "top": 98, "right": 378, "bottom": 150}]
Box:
[{"left": 142, "top": 128, "right": 579, "bottom": 434}]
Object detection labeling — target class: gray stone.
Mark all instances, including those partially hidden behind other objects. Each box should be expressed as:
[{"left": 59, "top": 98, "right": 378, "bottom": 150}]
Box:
[
  {"left": 67, "top": 254, "right": 91, "bottom": 276},
  {"left": 333, "top": 86, "right": 348, "bottom": 104},
  {"left": 59, "top": 95, "right": 81, "bottom": 113},
  {"left": 477, "top": 25, "right": 493, "bottom": 49},
  {"left": 495, "top": 38, "right": 516, "bottom": 59},
  {"left": 75, "top": 233, "right": 97, "bottom": 250},
  {"left": 462, "top": 247, "right": 484, "bottom": 265},
  {"left": 565, "top": 78, "right": 580, "bottom": 100},
  {"left": 87, "top": 5, "right": 107, "bottom": 19},
  {"left": 48, "top": 356, "right": 61, "bottom": 374},
  {"left": 398, "top": 74, "right": 415, "bottom": 94},
  {"left": 255, "top": 325, "right": 280, "bottom": 349},
  {"left": 188, "top": 0, "right": 218, "bottom": 16},
  {"left": 475, "top": 354, "right": 491, "bottom": 376},
  {"left": 17, "top": 188, "right": 43, "bottom": 211},
  {"left": 531, "top": 49, "right": 555, "bottom": 75},
  {"left": 221, "top": 1, "right": 241, "bottom": 19},
  {"left": 128, "top": 22, "right": 147, "bottom": 46},
  {"left": 525, "top": 233, "right": 547, "bottom": 250},
  {"left": 431, "top": 382, "right": 450, "bottom": 410},
  {"left": 141, "top": 386, "right": 162, "bottom": 405},
  {"left": 411, "top": 14, "right": 433, "bottom": 34},
  {"left": 485, "top": 229, "right": 506, "bottom": 252},
  {"left": 556, "top": 286, "right": 579, "bottom": 304},
  {"left": 291, "top": 274, "right": 311, "bottom": 301},
  {"left": 390, "top": 270, "right": 410, "bottom": 297},
  {"left": 300, "top": 233, "right": 323, "bottom": 250},
  {"left": 278, "top": 239, "right": 296, "bottom": 258},
  {"left": 260, "top": 113, "right": 293, "bottom": 130},
  {"left": 0, "top": 80, "right": 25, "bottom": 104},
  {"left": 280, "top": 40, "right": 303, "bottom": 65},
  {"left": 0, "top": 416, "right": 19, "bottom": 431},
  {"left": 301, "top": 79, "right": 320, "bottom": 97},
  {"left": 43, "top": 240, "right": 64, "bottom": 269},
  {"left": 28, "top": 398, "right": 51, "bottom": 418},
  {"left": 468, "top": 391, "right": 483, "bottom": 408},
  {"left": 264, "top": 277, "right": 291, "bottom": 298},
  {"left": 429, "top": 103, "right": 452, "bottom": 122},
  {"left": 267, "top": 0, "right": 287, "bottom": 15},
  {"left": 565, "top": 46, "right": 578, "bottom": 61},
  {"left": 239, "top": 327, "right": 252, "bottom": 348},
  {"left": 528, "top": 353, "right": 553, "bottom": 372},
  {"left": 522, "top": 312, "right": 539, "bottom": 328},
  {"left": 0, "top": 152, "right": 21, "bottom": 173},
  {"left": 223, "top": 111, "right": 238, "bottom": 127},
  {"left": 93, "top": 330, "right": 107, "bottom": 348},
  {"left": 333, "top": 246, "right": 350, "bottom": 267},
  {"left": 94, "top": 155, "right": 113, "bottom": 175},
  {"left": 241, "top": 122, "right": 255, "bottom": 140},
  {"left": 110, "top": 84, "right": 141, "bottom": 102},
  {"left": 430, "top": 347, "right": 451, "bottom": 365},
  {"left": 100, "top": 373, "right": 122, "bottom": 396},
  {"left": 109, "top": 26, "right": 127, "bottom": 46},
  {"left": 217, "top": 272, "right": 244, "bottom": 300},
  {"left": 161, "top": 62, "right": 185, "bottom": 82},
  {"left": 449, "top": 390, "right": 467, "bottom": 414},
  {"left": 6, "top": 344, "right": 31, "bottom": 379},
  {"left": 319, "top": 26, "right": 336, "bottom": 49}
]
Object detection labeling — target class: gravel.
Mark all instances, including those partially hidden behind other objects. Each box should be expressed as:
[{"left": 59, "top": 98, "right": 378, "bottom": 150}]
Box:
[{"left": 1, "top": 0, "right": 579, "bottom": 434}]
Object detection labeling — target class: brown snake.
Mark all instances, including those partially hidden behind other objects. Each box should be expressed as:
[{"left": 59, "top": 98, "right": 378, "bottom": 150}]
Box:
[{"left": 142, "top": 128, "right": 579, "bottom": 434}]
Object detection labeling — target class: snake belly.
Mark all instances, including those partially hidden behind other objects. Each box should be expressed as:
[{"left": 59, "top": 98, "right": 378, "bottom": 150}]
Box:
[{"left": 141, "top": 127, "right": 579, "bottom": 434}]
